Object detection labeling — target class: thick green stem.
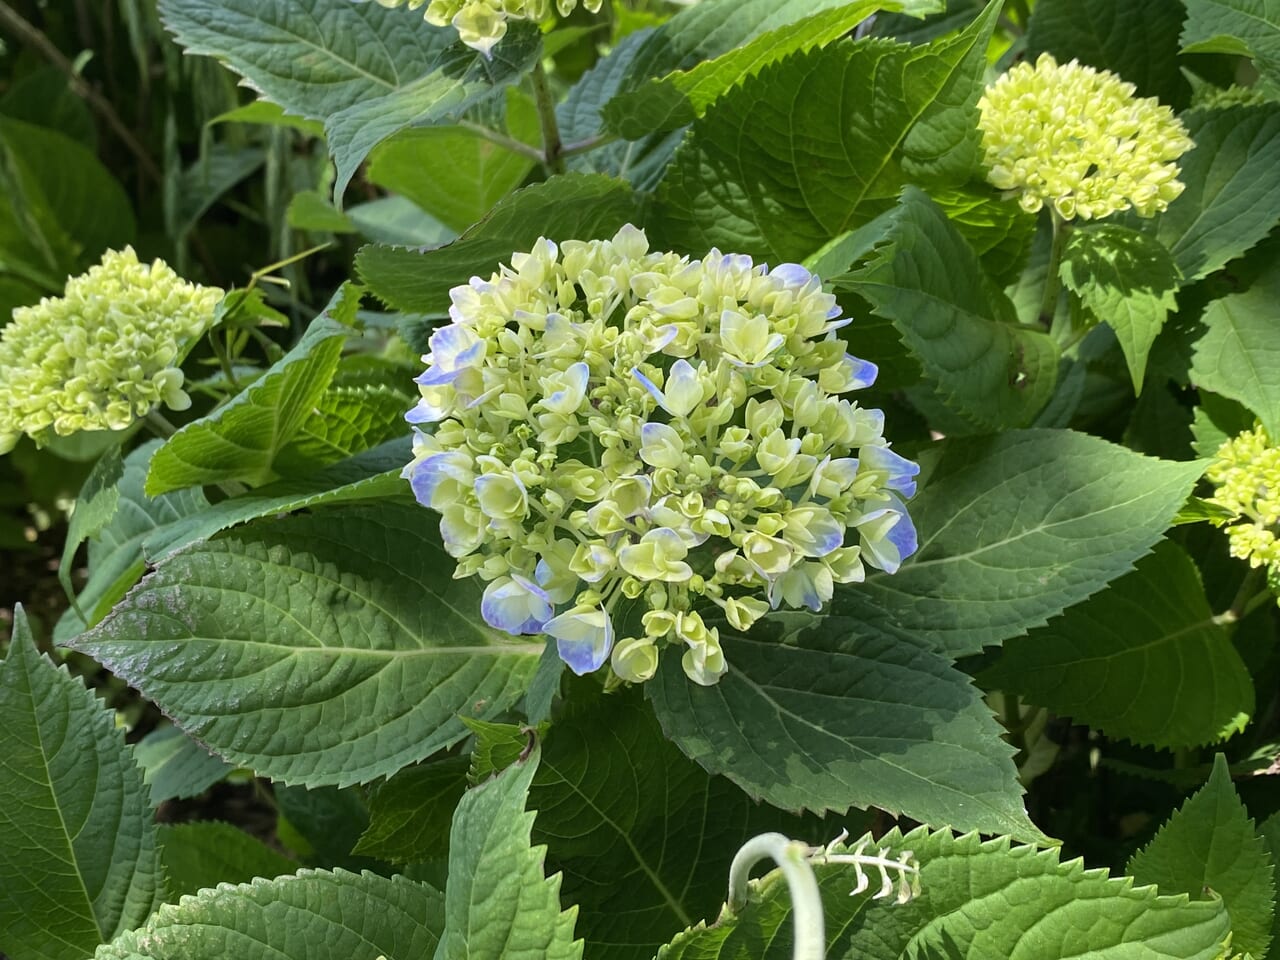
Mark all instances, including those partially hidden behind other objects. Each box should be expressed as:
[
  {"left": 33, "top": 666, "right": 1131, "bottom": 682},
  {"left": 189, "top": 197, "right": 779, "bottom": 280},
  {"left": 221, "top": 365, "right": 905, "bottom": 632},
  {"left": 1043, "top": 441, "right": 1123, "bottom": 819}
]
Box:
[
  {"left": 145, "top": 409, "right": 179, "bottom": 439},
  {"left": 727, "top": 833, "right": 824, "bottom": 960},
  {"left": 530, "top": 59, "right": 565, "bottom": 176},
  {"left": 1039, "top": 211, "right": 1069, "bottom": 332}
]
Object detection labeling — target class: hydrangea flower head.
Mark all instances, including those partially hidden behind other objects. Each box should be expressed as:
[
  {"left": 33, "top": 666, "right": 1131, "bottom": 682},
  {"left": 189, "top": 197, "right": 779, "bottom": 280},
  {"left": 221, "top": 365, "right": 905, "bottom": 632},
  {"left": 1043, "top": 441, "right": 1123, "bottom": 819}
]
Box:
[
  {"left": 405, "top": 226, "right": 918, "bottom": 686},
  {"left": 0, "top": 248, "right": 223, "bottom": 454},
  {"left": 1206, "top": 426, "right": 1280, "bottom": 575},
  {"left": 362, "top": 0, "right": 602, "bottom": 55},
  {"left": 977, "top": 53, "right": 1194, "bottom": 220}
]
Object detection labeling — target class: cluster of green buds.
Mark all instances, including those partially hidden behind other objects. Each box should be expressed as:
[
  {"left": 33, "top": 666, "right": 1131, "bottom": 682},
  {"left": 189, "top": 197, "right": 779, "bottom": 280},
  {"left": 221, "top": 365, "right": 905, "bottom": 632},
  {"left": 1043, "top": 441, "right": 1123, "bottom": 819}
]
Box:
[
  {"left": 361, "top": 0, "right": 602, "bottom": 55},
  {"left": 1206, "top": 426, "right": 1280, "bottom": 580},
  {"left": 977, "top": 53, "right": 1193, "bottom": 220},
  {"left": 404, "top": 225, "right": 918, "bottom": 685},
  {"left": 0, "top": 248, "right": 223, "bottom": 454}
]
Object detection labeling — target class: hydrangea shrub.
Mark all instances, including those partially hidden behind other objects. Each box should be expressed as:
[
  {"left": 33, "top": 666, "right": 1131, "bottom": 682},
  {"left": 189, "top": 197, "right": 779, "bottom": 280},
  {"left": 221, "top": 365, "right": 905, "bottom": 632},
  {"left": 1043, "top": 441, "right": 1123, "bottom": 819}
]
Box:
[{"left": 2, "top": 1, "right": 1279, "bottom": 958}]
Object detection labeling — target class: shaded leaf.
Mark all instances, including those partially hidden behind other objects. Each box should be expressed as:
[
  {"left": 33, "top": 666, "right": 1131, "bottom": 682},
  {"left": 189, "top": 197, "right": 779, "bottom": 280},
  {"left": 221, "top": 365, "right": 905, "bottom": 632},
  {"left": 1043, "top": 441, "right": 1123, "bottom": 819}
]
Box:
[
  {"left": 982, "top": 540, "right": 1253, "bottom": 749},
  {"left": 0, "top": 607, "right": 164, "bottom": 960},
  {"left": 1129, "top": 754, "right": 1275, "bottom": 959},
  {"left": 159, "top": 822, "right": 298, "bottom": 899},
  {"left": 66, "top": 503, "right": 541, "bottom": 787},
  {"left": 134, "top": 724, "right": 233, "bottom": 805}
]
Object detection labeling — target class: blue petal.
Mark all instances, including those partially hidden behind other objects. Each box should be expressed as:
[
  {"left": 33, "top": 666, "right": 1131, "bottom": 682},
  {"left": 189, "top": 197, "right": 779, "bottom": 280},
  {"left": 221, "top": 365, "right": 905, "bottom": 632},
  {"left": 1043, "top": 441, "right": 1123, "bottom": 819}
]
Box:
[
  {"left": 631, "top": 366, "right": 665, "bottom": 406},
  {"left": 861, "top": 445, "right": 920, "bottom": 498},
  {"left": 847, "top": 355, "right": 878, "bottom": 390},
  {"left": 885, "top": 501, "right": 918, "bottom": 562},
  {"left": 769, "top": 262, "right": 812, "bottom": 286}
]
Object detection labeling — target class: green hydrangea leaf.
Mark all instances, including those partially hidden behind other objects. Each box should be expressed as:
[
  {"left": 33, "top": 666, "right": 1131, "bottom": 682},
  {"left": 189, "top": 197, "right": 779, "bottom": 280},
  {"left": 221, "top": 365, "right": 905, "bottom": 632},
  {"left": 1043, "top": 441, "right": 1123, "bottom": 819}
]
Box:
[
  {"left": 1060, "top": 223, "right": 1181, "bottom": 393},
  {"left": 357, "top": 173, "right": 639, "bottom": 314},
  {"left": 648, "top": 612, "right": 1038, "bottom": 841},
  {"left": 146, "top": 288, "right": 359, "bottom": 495},
  {"left": 274, "top": 784, "right": 374, "bottom": 870},
  {"left": 437, "top": 748, "right": 582, "bottom": 960},
  {"left": 353, "top": 757, "right": 469, "bottom": 863},
  {"left": 929, "top": 186, "right": 1037, "bottom": 287},
  {"left": 0, "top": 606, "right": 164, "bottom": 960},
  {"left": 95, "top": 869, "right": 444, "bottom": 960},
  {"left": 649, "top": 0, "right": 999, "bottom": 261},
  {"left": 833, "top": 429, "right": 1208, "bottom": 656},
  {"left": 142, "top": 438, "right": 410, "bottom": 560},
  {"left": 837, "top": 186, "right": 1058, "bottom": 431},
  {"left": 0, "top": 116, "right": 135, "bottom": 290},
  {"left": 1192, "top": 392, "right": 1257, "bottom": 459},
  {"left": 982, "top": 540, "right": 1254, "bottom": 749},
  {"left": 157, "top": 0, "right": 539, "bottom": 203},
  {"left": 557, "top": 30, "right": 683, "bottom": 191},
  {"left": 167, "top": 144, "right": 265, "bottom": 243},
  {"left": 55, "top": 441, "right": 210, "bottom": 643},
  {"left": 602, "top": 0, "right": 943, "bottom": 139},
  {"left": 274, "top": 385, "right": 412, "bottom": 476},
  {"left": 57, "top": 443, "right": 125, "bottom": 600},
  {"left": 64, "top": 503, "right": 542, "bottom": 788},
  {"left": 133, "top": 724, "right": 234, "bottom": 805},
  {"left": 159, "top": 822, "right": 299, "bottom": 900},
  {"left": 474, "top": 687, "right": 843, "bottom": 960},
  {"left": 368, "top": 88, "right": 540, "bottom": 233},
  {"left": 659, "top": 828, "right": 1231, "bottom": 959},
  {"left": 1191, "top": 261, "right": 1280, "bottom": 438},
  {"left": 1027, "top": 0, "right": 1191, "bottom": 108},
  {"left": 1153, "top": 104, "right": 1280, "bottom": 282},
  {"left": 1260, "top": 811, "right": 1280, "bottom": 951},
  {"left": 1128, "top": 754, "right": 1275, "bottom": 959},
  {"left": 1181, "top": 0, "right": 1280, "bottom": 89}
]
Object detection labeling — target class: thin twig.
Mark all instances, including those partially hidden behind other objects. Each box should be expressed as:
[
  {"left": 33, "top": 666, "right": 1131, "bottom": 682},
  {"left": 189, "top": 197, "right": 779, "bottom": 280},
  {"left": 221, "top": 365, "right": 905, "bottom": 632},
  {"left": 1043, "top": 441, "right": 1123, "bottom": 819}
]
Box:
[
  {"left": 561, "top": 132, "right": 618, "bottom": 159},
  {"left": 457, "top": 119, "right": 546, "bottom": 162},
  {"left": 0, "top": 1, "right": 162, "bottom": 183}
]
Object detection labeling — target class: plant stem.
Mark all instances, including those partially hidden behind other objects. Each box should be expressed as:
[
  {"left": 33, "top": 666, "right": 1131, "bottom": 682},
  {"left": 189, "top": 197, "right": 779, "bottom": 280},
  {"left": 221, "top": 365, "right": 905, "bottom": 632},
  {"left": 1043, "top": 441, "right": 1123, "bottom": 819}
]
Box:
[
  {"left": 1214, "top": 566, "right": 1266, "bottom": 625},
  {"left": 1039, "top": 211, "right": 1069, "bottom": 332},
  {"left": 562, "top": 132, "right": 618, "bottom": 159},
  {"left": 530, "top": 59, "right": 565, "bottom": 176},
  {"left": 145, "top": 409, "right": 179, "bottom": 439},
  {"left": 727, "top": 833, "right": 825, "bottom": 960},
  {"left": 0, "top": 1, "right": 162, "bottom": 183},
  {"left": 457, "top": 120, "right": 546, "bottom": 163}
]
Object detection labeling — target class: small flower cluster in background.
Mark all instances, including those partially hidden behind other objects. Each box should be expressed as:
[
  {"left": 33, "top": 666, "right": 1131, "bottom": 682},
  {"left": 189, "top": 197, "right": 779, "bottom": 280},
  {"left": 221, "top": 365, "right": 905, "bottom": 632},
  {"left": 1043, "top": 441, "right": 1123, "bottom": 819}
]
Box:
[
  {"left": 0, "top": 248, "right": 222, "bottom": 454},
  {"left": 977, "top": 53, "right": 1193, "bottom": 221},
  {"left": 362, "top": 0, "right": 602, "bottom": 55},
  {"left": 404, "top": 225, "right": 918, "bottom": 685},
  {"left": 1208, "top": 426, "right": 1280, "bottom": 584}
]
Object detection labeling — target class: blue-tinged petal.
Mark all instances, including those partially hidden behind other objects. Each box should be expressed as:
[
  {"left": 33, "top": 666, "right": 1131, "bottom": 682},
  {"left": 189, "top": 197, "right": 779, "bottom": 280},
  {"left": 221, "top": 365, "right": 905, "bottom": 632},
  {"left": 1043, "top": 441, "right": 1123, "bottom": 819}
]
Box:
[
  {"left": 481, "top": 576, "right": 553, "bottom": 635},
  {"left": 769, "top": 262, "right": 813, "bottom": 286},
  {"left": 631, "top": 366, "right": 666, "bottom": 406},
  {"left": 545, "top": 605, "right": 614, "bottom": 675},
  {"left": 884, "top": 498, "right": 918, "bottom": 562},
  {"left": 861, "top": 444, "right": 921, "bottom": 498},
  {"left": 846, "top": 355, "right": 878, "bottom": 390}
]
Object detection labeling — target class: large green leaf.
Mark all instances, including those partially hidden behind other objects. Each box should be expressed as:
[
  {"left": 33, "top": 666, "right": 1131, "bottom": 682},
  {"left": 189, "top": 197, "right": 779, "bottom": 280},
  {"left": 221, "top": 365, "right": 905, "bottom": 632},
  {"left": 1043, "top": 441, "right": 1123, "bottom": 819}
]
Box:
[
  {"left": 368, "top": 88, "right": 540, "bottom": 232},
  {"left": 0, "top": 607, "right": 164, "bottom": 960},
  {"left": 1128, "top": 754, "right": 1275, "bottom": 959},
  {"left": 353, "top": 757, "right": 469, "bottom": 863},
  {"left": 1060, "top": 223, "right": 1181, "bottom": 393},
  {"left": 133, "top": 724, "right": 234, "bottom": 805},
  {"left": 982, "top": 541, "right": 1254, "bottom": 749},
  {"left": 650, "top": 1, "right": 999, "bottom": 260},
  {"left": 55, "top": 441, "right": 210, "bottom": 644},
  {"left": 274, "top": 385, "right": 412, "bottom": 475},
  {"left": 603, "top": 1, "right": 942, "bottom": 138},
  {"left": 659, "top": 828, "right": 1231, "bottom": 959},
  {"left": 159, "top": 822, "right": 299, "bottom": 899},
  {"left": 145, "top": 291, "right": 357, "bottom": 495},
  {"left": 832, "top": 429, "right": 1207, "bottom": 656},
  {"left": 158, "top": 0, "right": 540, "bottom": 201},
  {"left": 96, "top": 869, "right": 444, "bottom": 960},
  {"left": 1261, "top": 811, "right": 1280, "bottom": 952},
  {"left": 837, "top": 187, "right": 1058, "bottom": 431},
  {"left": 1027, "top": 0, "right": 1191, "bottom": 107},
  {"left": 447, "top": 689, "right": 844, "bottom": 960},
  {"left": 0, "top": 116, "right": 135, "bottom": 291},
  {"left": 648, "top": 612, "right": 1037, "bottom": 840},
  {"left": 357, "top": 173, "right": 639, "bottom": 313},
  {"left": 1190, "top": 260, "right": 1280, "bottom": 438},
  {"left": 143, "top": 438, "right": 411, "bottom": 560},
  {"left": 1152, "top": 104, "right": 1280, "bottom": 282},
  {"left": 437, "top": 749, "right": 581, "bottom": 960},
  {"left": 1181, "top": 0, "right": 1280, "bottom": 89},
  {"left": 65, "top": 503, "right": 542, "bottom": 787}
]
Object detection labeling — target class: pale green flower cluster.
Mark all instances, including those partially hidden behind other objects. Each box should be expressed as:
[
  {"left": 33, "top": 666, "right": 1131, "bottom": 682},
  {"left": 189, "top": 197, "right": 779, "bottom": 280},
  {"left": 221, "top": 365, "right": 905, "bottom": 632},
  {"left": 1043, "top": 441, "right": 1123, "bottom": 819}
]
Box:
[
  {"left": 405, "top": 225, "right": 918, "bottom": 686},
  {"left": 363, "top": 0, "right": 602, "bottom": 55},
  {"left": 977, "top": 53, "right": 1194, "bottom": 220},
  {"left": 1207, "top": 426, "right": 1280, "bottom": 575},
  {"left": 0, "top": 248, "right": 222, "bottom": 454}
]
